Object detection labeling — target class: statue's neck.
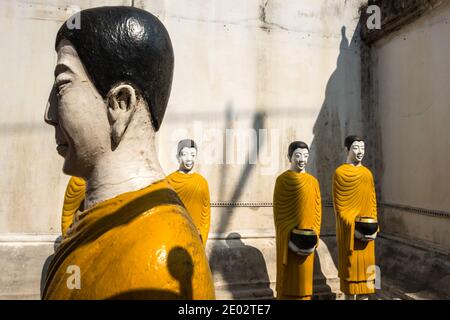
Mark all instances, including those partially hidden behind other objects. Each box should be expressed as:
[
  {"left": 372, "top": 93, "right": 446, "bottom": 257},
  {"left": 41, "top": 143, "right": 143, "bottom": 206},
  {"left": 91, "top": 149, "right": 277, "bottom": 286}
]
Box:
[
  {"left": 289, "top": 163, "right": 306, "bottom": 173},
  {"left": 346, "top": 158, "right": 362, "bottom": 167},
  {"left": 84, "top": 139, "right": 165, "bottom": 210},
  {"left": 177, "top": 167, "right": 195, "bottom": 174}
]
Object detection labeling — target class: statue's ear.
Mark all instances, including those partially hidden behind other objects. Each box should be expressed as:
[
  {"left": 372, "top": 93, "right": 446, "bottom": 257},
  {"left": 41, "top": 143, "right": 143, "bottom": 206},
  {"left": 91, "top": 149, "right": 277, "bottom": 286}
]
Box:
[{"left": 107, "top": 84, "right": 137, "bottom": 148}]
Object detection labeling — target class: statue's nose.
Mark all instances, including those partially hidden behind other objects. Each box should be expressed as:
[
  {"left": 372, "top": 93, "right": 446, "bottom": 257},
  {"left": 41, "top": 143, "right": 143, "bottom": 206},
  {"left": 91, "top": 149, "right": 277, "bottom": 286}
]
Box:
[{"left": 44, "top": 87, "right": 58, "bottom": 126}]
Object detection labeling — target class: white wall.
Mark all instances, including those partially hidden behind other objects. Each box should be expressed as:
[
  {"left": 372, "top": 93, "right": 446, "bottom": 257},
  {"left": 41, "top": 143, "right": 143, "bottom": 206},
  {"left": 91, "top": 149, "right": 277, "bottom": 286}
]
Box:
[
  {"left": 373, "top": 2, "right": 450, "bottom": 248},
  {"left": 0, "top": 0, "right": 365, "bottom": 298},
  {"left": 0, "top": 0, "right": 366, "bottom": 236}
]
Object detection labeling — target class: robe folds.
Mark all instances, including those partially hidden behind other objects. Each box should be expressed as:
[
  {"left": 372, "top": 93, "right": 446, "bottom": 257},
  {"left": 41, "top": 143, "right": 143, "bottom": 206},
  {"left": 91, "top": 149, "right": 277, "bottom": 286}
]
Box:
[
  {"left": 333, "top": 164, "right": 379, "bottom": 295},
  {"left": 43, "top": 179, "right": 215, "bottom": 300},
  {"left": 166, "top": 172, "right": 211, "bottom": 247},
  {"left": 61, "top": 176, "right": 86, "bottom": 237},
  {"left": 273, "top": 171, "right": 322, "bottom": 300}
]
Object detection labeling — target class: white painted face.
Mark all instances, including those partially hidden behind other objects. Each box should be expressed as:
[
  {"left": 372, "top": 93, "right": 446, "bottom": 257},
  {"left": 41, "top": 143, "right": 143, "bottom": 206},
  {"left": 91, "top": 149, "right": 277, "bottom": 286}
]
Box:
[
  {"left": 178, "top": 147, "right": 197, "bottom": 172},
  {"left": 348, "top": 140, "right": 365, "bottom": 164},
  {"left": 44, "top": 40, "right": 111, "bottom": 177},
  {"left": 289, "top": 148, "right": 309, "bottom": 172}
]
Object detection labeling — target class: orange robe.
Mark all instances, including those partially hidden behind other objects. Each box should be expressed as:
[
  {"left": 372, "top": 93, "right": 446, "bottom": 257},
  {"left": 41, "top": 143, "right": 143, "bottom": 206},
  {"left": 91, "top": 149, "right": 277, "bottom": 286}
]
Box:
[
  {"left": 61, "top": 176, "right": 85, "bottom": 237},
  {"left": 43, "top": 179, "right": 215, "bottom": 299},
  {"left": 167, "top": 171, "right": 210, "bottom": 246},
  {"left": 273, "top": 171, "right": 322, "bottom": 300},
  {"left": 333, "top": 164, "right": 378, "bottom": 295}
]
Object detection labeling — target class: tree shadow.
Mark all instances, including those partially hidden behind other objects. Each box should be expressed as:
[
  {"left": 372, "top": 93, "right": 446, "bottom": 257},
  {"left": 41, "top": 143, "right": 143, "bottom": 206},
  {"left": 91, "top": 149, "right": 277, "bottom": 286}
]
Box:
[
  {"left": 209, "top": 109, "right": 273, "bottom": 299},
  {"left": 209, "top": 233, "right": 273, "bottom": 299}
]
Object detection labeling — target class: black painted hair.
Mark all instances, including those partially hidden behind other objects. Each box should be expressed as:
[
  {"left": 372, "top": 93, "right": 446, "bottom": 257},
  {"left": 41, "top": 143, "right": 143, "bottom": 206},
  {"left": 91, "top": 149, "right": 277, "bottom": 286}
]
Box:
[
  {"left": 344, "top": 135, "right": 364, "bottom": 150},
  {"left": 177, "top": 139, "right": 197, "bottom": 155},
  {"left": 56, "top": 6, "right": 174, "bottom": 131},
  {"left": 288, "top": 141, "right": 309, "bottom": 159}
]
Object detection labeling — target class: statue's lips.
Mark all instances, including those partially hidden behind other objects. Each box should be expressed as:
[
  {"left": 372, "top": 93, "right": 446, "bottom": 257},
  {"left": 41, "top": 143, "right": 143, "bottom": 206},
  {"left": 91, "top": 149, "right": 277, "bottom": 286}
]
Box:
[{"left": 56, "top": 144, "right": 68, "bottom": 156}]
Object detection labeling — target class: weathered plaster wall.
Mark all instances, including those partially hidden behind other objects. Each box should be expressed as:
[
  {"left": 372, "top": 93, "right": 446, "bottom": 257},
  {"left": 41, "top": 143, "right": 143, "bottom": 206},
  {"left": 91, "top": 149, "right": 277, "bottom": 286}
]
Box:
[
  {"left": 371, "top": 1, "right": 450, "bottom": 249},
  {"left": 0, "top": 0, "right": 366, "bottom": 298}
]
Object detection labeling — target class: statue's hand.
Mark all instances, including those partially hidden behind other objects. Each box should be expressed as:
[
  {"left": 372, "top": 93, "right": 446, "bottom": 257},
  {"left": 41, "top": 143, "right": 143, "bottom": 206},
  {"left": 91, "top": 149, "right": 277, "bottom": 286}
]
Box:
[
  {"left": 355, "top": 230, "right": 377, "bottom": 242},
  {"left": 296, "top": 247, "right": 315, "bottom": 256},
  {"left": 364, "top": 232, "right": 377, "bottom": 241},
  {"left": 355, "top": 229, "right": 365, "bottom": 240},
  {"left": 288, "top": 240, "right": 301, "bottom": 253},
  {"left": 288, "top": 241, "right": 314, "bottom": 256}
]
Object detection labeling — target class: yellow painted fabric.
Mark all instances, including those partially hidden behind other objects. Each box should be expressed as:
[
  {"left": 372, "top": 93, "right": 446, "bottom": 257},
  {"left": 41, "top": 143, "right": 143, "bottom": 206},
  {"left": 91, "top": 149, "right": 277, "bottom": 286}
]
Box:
[
  {"left": 273, "top": 171, "right": 322, "bottom": 299},
  {"left": 167, "top": 171, "right": 211, "bottom": 246},
  {"left": 43, "top": 179, "right": 215, "bottom": 300},
  {"left": 61, "top": 176, "right": 86, "bottom": 237},
  {"left": 333, "top": 164, "right": 378, "bottom": 295}
]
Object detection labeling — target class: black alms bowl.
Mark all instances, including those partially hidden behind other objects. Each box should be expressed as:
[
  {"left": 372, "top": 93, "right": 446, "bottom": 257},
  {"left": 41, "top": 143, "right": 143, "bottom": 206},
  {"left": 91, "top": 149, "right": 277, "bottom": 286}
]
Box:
[
  {"left": 355, "top": 216, "right": 378, "bottom": 236},
  {"left": 290, "top": 229, "right": 318, "bottom": 250}
]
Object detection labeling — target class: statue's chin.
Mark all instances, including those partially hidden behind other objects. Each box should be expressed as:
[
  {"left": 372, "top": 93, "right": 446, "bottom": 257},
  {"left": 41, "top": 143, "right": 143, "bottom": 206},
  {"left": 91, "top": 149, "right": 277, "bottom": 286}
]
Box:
[
  {"left": 62, "top": 155, "right": 83, "bottom": 178},
  {"left": 56, "top": 144, "right": 68, "bottom": 157}
]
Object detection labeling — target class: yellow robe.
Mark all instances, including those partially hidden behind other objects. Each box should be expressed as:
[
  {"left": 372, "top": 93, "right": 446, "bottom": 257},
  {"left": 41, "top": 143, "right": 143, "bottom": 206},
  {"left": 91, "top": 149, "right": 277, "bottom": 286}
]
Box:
[
  {"left": 333, "top": 164, "right": 378, "bottom": 295},
  {"left": 43, "top": 179, "right": 215, "bottom": 300},
  {"left": 273, "top": 171, "right": 322, "bottom": 300},
  {"left": 61, "top": 176, "right": 86, "bottom": 237},
  {"left": 167, "top": 171, "right": 211, "bottom": 247}
]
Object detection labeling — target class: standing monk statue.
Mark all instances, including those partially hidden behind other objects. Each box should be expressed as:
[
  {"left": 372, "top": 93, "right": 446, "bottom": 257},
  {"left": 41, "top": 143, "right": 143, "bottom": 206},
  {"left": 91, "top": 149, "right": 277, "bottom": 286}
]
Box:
[
  {"left": 273, "top": 141, "right": 322, "bottom": 300},
  {"left": 167, "top": 139, "right": 211, "bottom": 247},
  {"left": 43, "top": 6, "right": 215, "bottom": 299},
  {"left": 333, "top": 135, "right": 379, "bottom": 300}
]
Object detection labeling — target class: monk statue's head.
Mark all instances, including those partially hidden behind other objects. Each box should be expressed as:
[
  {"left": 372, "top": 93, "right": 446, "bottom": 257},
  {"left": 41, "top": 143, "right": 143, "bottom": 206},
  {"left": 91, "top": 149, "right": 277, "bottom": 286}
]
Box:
[
  {"left": 176, "top": 139, "right": 197, "bottom": 174},
  {"left": 44, "top": 6, "right": 174, "bottom": 179},
  {"left": 345, "top": 135, "right": 365, "bottom": 166},
  {"left": 288, "top": 141, "right": 309, "bottom": 173}
]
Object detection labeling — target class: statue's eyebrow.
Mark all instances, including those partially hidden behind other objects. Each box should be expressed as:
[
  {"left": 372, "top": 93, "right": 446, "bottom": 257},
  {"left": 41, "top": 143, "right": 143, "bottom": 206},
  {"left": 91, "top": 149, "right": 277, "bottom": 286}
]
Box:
[{"left": 54, "top": 63, "right": 73, "bottom": 78}]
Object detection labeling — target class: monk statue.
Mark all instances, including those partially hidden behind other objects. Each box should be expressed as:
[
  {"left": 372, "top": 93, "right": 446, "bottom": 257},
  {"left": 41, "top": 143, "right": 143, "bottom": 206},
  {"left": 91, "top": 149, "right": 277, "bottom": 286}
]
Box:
[
  {"left": 61, "top": 176, "right": 85, "bottom": 237},
  {"left": 43, "top": 6, "right": 215, "bottom": 299},
  {"left": 333, "top": 135, "right": 379, "bottom": 300},
  {"left": 273, "top": 141, "right": 322, "bottom": 300},
  {"left": 167, "top": 139, "right": 211, "bottom": 247}
]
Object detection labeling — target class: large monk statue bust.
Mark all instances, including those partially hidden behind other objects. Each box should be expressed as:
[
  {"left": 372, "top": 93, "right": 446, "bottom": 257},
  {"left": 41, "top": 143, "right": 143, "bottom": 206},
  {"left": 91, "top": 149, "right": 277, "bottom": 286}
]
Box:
[
  {"left": 43, "top": 6, "right": 215, "bottom": 299},
  {"left": 333, "top": 135, "right": 379, "bottom": 300},
  {"left": 273, "top": 141, "right": 322, "bottom": 300},
  {"left": 167, "top": 139, "right": 211, "bottom": 247}
]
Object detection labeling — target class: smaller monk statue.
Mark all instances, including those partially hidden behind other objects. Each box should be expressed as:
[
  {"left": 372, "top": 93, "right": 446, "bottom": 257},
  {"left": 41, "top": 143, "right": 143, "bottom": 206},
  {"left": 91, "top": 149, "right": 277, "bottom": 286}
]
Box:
[
  {"left": 333, "top": 135, "right": 379, "bottom": 300},
  {"left": 61, "top": 176, "right": 85, "bottom": 237},
  {"left": 273, "top": 141, "right": 322, "bottom": 300},
  {"left": 167, "top": 139, "right": 211, "bottom": 247}
]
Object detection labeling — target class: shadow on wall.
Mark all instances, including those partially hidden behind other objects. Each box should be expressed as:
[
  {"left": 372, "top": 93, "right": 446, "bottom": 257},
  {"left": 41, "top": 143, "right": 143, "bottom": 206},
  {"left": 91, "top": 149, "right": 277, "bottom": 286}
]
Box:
[
  {"left": 312, "top": 247, "right": 334, "bottom": 298},
  {"left": 209, "top": 233, "right": 273, "bottom": 299},
  {"left": 309, "top": 25, "right": 364, "bottom": 203},
  {"left": 308, "top": 25, "right": 366, "bottom": 275},
  {"left": 208, "top": 108, "right": 274, "bottom": 299}
]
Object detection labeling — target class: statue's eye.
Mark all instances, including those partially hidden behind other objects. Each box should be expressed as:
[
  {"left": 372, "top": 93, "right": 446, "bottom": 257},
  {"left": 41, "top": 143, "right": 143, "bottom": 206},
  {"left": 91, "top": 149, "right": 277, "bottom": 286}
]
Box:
[{"left": 55, "top": 79, "right": 71, "bottom": 96}]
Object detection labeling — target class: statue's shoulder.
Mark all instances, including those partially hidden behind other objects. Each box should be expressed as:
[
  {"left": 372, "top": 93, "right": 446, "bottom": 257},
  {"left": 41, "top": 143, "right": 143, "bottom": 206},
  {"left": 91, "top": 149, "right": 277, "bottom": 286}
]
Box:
[
  {"left": 166, "top": 171, "right": 179, "bottom": 180},
  {"left": 276, "top": 170, "right": 291, "bottom": 182},
  {"left": 361, "top": 165, "right": 374, "bottom": 176},
  {"left": 138, "top": 203, "right": 203, "bottom": 248},
  {"left": 334, "top": 164, "right": 348, "bottom": 177},
  {"left": 305, "top": 172, "right": 319, "bottom": 186},
  {"left": 193, "top": 172, "right": 208, "bottom": 184}
]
